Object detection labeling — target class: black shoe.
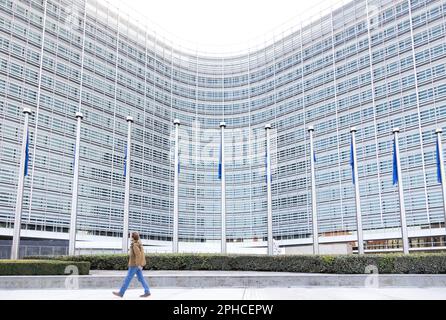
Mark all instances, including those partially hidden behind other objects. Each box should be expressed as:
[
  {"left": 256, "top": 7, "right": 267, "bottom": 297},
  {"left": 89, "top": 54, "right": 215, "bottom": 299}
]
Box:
[
  {"left": 112, "top": 291, "right": 123, "bottom": 298},
  {"left": 140, "top": 292, "right": 151, "bottom": 298}
]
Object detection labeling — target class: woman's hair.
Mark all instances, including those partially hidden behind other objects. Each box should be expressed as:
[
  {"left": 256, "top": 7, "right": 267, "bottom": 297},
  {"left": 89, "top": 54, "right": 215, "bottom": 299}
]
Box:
[{"left": 131, "top": 232, "right": 140, "bottom": 241}]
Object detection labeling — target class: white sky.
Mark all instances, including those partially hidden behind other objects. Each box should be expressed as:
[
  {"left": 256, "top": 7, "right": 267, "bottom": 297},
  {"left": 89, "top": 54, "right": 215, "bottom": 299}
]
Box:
[{"left": 105, "top": 0, "right": 344, "bottom": 53}]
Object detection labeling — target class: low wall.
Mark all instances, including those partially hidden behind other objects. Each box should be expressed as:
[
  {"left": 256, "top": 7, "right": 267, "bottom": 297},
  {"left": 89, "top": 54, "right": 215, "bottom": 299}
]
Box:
[{"left": 284, "top": 243, "right": 353, "bottom": 255}]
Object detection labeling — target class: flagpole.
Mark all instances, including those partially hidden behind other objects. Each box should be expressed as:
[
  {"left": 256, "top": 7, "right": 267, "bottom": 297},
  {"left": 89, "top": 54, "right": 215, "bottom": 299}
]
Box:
[
  {"left": 265, "top": 124, "right": 273, "bottom": 256},
  {"left": 122, "top": 116, "right": 133, "bottom": 253},
  {"left": 11, "top": 108, "right": 32, "bottom": 260},
  {"left": 393, "top": 128, "right": 410, "bottom": 254},
  {"left": 350, "top": 127, "right": 364, "bottom": 255},
  {"left": 436, "top": 129, "right": 446, "bottom": 234},
  {"left": 68, "top": 112, "right": 83, "bottom": 256},
  {"left": 308, "top": 126, "right": 319, "bottom": 255},
  {"left": 173, "top": 119, "right": 180, "bottom": 253},
  {"left": 220, "top": 121, "right": 227, "bottom": 254}
]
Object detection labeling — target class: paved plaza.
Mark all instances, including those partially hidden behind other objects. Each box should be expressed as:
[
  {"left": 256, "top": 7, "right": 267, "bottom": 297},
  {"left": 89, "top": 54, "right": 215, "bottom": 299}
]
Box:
[{"left": 1, "top": 271, "right": 445, "bottom": 300}]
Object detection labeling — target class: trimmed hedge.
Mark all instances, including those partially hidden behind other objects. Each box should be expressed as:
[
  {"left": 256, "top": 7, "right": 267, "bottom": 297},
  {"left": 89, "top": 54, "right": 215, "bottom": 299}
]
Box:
[
  {"left": 0, "top": 260, "right": 90, "bottom": 276},
  {"left": 25, "top": 253, "right": 446, "bottom": 274}
]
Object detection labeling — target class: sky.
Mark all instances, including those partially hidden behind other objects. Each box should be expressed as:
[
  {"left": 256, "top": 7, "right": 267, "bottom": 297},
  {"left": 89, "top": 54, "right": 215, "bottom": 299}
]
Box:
[{"left": 105, "top": 0, "right": 343, "bottom": 53}]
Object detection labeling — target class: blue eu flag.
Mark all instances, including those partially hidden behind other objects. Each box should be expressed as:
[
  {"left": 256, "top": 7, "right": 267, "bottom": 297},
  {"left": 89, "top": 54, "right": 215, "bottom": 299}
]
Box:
[
  {"left": 265, "top": 149, "right": 269, "bottom": 184},
  {"left": 72, "top": 144, "right": 76, "bottom": 171},
  {"left": 264, "top": 146, "right": 274, "bottom": 184},
  {"left": 123, "top": 145, "right": 127, "bottom": 177},
  {"left": 392, "top": 137, "right": 399, "bottom": 185},
  {"left": 350, "top": 137, "right": 355, "bottom": 185},
  {"left": 178, "top": 150, "right": 180, "bottom": 174},
  {"left": 218, "top": 136, "right": 222, "bottom": 180},
  {"left": 437, "top": 138, "right": 443, "bottom": 184},
  {"left": 24, "top": 131, "right": 29, "bottom": 177}
]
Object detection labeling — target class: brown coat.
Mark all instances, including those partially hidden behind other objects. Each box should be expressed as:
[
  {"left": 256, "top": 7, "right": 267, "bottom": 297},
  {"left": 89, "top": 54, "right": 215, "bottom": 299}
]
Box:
[{"left": 128, "top": 240, "right": 147, "bottom": 267}]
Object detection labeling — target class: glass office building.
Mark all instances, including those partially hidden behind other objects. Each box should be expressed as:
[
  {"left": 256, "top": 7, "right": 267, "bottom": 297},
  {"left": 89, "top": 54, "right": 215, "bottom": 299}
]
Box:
[{"left": 1, "top": 0, "right": 446, "bottom": 254}]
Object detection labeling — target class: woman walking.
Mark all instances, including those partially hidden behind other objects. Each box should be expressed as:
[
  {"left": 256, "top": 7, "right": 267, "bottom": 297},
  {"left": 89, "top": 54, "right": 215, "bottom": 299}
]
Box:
[{"left": 113, "top": 232, "right": 151, "bottom": 298}]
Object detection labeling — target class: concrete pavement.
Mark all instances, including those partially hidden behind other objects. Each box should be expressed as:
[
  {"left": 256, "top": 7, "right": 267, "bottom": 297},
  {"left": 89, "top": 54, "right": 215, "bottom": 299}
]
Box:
[
  {"left": 0, "top": 287, "right": 445, "bottom": 300},
  {"left": 2, "top": 271, "right": 446, "bottom": 289},
  {"left": 1, "top": 271, "right": 445, "bottom": 300}
]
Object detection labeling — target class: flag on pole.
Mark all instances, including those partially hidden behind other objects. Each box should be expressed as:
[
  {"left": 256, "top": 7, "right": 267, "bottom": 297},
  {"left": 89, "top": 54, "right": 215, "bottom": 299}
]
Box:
[
  {"left": 72, "top": 144, "right": 76, "bottom": 171},
  {"left": 437, "top": 138, "right": 442, "bottom": 184},
  {"left": 264, "top": 148, "right": 273, "bottom": 183},
  {"left": 265, "top": 149, "right": 268, "bottom": 184},
  {"left": 392, "top": 137, "right": 398, "bottom": 185},
  {"left": 313, "top": 150, "right": 317, "bottom": 163},
  {"left": 178, "top": 150, "right": 180, "bottom": 174},
  {"left": 24, "top": 131, "right": 29, "bottom": 177},
  {"left": 123, "top": 144, "right": 127, "bottom": 177},
  {"left": 350, "top": 136, "right": 355, "bottom": 185},
  {"left": 218, "top": 136, "right": 222, "bottom": 180}
]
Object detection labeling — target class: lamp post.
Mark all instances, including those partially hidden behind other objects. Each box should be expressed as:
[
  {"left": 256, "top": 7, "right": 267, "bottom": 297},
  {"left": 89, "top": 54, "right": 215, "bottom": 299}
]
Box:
[
  {"left": 350, "top": 127, "right": 364, "bottom": 255},
  {"left": 220, "top": 121, "right": 227, "bottom": 254},
  {"left": 11, "top": 108, "right": 32, "bottom": 260},
  {"left": 68, "top": 112, "right": 83, "bottom": 256},
  {"left": 173, "top": 119, "right": 180, "bottom": 253},
  {"left": 308, "top": 126, "right": 319, "bottom": 255},
  {"left": 122, "top": 116, "right": 134, "bottom": 253}
]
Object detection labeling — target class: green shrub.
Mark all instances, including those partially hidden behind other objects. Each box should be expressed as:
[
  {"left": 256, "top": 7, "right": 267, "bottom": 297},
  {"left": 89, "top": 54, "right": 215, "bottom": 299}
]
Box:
[
  {"left": 0, "top": 260, "right": 90, "bottom": 276},
  {"left": 25, "top": 253, "right": 446, "bottom": 274}
]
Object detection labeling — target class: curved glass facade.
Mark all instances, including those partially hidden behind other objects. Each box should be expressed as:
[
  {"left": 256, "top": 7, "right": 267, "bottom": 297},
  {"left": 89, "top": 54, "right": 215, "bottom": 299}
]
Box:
[{"left": 1, "top": 0, "right": 446, "bottom": 250}]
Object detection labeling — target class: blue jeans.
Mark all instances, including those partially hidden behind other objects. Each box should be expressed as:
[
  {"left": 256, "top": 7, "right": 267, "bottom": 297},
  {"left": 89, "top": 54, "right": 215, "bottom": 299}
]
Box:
[{"left": 119, "top": 267, "right": 150, "bottom": 296}]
